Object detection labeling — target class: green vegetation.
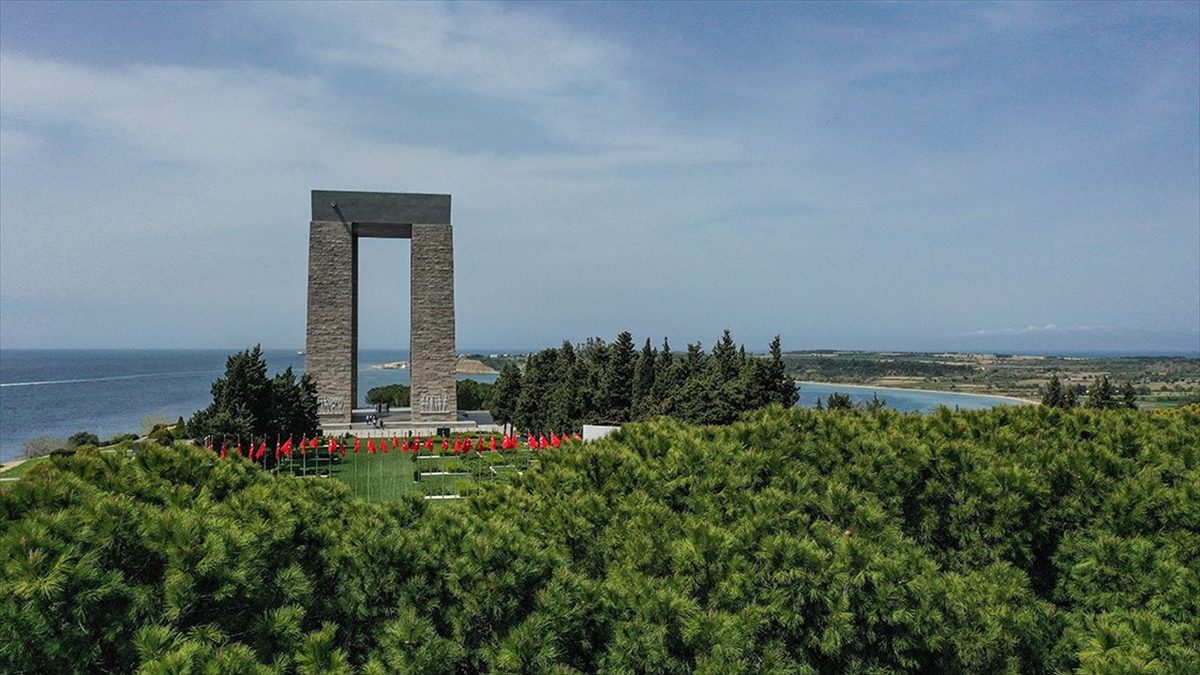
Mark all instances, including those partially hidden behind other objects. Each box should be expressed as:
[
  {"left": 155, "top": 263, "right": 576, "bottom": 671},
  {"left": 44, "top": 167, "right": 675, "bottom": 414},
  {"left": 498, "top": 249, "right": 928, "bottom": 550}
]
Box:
[
  {"left": 187, "top": 345, "right": 318, "bottom": 443},
  {"left": 494, "top": 330, "right": 797, "bottom": 429},
  {"left": 320, "top": 447, "right": 539, "bottom": 501},
  {"left": 0, "top": 457, "right": 49, "bottom": 478},
  {"left": 367, "top": 380, "right": 497, "bottom": 411},
  {"left": 782, "top": 350, "right": 1200, "bottom": 407},
  {"left": 365, "top": 383, "right": 411, "bottom": 407},
  {"left": 4, "top": 404, "right": 1196, "bottom": 672}
]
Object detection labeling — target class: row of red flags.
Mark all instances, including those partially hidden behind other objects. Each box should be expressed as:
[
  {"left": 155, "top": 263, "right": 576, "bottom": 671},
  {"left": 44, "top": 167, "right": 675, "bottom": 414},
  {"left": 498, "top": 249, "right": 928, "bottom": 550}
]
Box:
[{"left": 207, "top": 432, "right": 583, "bottom": 461}]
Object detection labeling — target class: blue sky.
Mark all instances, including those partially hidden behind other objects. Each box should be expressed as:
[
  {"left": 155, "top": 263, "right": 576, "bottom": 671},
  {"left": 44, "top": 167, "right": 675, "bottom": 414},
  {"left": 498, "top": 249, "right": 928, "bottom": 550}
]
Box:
[{"left": 1, "top": 1, "right": 1197, "bottom": 354}]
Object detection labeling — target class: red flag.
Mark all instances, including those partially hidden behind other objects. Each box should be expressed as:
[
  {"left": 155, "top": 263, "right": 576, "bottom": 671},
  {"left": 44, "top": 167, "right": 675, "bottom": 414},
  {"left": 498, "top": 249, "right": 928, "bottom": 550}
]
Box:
[
  {"left": 401, "top": 439, "right": 410, "bottom": 452},
  {"left": 219, "top": 439, "right": 227, "bottom": 459},
  {"left": 489, "top": 436, "right": 497, "bottom": 451},
  {"left": 256, "top": 440, "right": 267, "bottom": 460},
  {"left": 574, "top": 432, "right": 583, "bottom": 441},
  {"left": 354, "top": 437, "right": 361, "bottom": 453},
  {"left": 300, "top": 435, "right": 307, "bottom": 451},
  {"left": 424, "top": 436, "right": 434, "bottom": 451},
  {"left": 368, "top": 437, "right": 376, "bottom": 454},
  {"left": 550, "top": 433, "right": 561, "bottom": 448},
  {"left": 340, "top": 439, "right": 347, "bottom": 457},
  {"left": 476, "top": 437, "right": 484, "bottom": 452},
  {"left": 237, "top": 439, "right": 244, "bottom": 456},
  {"left": 560, "top": 432, "right": 570, "bottom": 444},
  {"left": 441, "top": 436, "right": 449, "bottom": 452},
  {"left": 284, "top": 437, "right": 294, "bottom": 457},
  {"left": 527, "top": 434, "right": 536, "bottom": 449},
  {"left": 310, "top": 437, "right": 319, "bottom": 448},
  {"left": 539, "top": 435, "right": 550, "bottom": 449},
  {"left": 327, "top": 437, "right": 337, "bottom": 454},
  {"left": 392, "top": 435, "right": 398, "bottom": 450}
]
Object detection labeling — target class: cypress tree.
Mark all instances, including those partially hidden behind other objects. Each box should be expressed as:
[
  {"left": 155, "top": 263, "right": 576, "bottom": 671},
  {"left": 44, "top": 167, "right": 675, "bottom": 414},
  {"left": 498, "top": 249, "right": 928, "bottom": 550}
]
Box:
[{"left": 768, "top": 336, "right": 799, "bottom": 407}]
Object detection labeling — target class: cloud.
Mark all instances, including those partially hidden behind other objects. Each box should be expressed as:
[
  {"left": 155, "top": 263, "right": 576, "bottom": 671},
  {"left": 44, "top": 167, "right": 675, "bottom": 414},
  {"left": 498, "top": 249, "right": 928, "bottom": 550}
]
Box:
[{"left": 961, "top": 325, "right": 1105, "bottom": 337}]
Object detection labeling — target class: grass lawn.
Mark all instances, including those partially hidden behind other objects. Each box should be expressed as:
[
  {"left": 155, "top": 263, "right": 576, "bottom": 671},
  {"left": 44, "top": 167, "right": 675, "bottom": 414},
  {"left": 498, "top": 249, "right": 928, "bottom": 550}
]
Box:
[
  {"left": 278, "top": 448, "right": 541, "bottom": 501},
  {"left": 0, "top": 457, "right": 48, "bottom": 479},
  {"left": 1, "top": 442, "right": 547, "bottom": 502}
]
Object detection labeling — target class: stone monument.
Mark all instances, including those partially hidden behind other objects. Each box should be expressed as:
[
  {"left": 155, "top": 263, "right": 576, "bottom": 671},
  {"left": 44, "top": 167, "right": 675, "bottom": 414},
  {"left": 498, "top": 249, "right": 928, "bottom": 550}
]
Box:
[{"left": 305, "top": 189, "right": 456, "bottom": 426}]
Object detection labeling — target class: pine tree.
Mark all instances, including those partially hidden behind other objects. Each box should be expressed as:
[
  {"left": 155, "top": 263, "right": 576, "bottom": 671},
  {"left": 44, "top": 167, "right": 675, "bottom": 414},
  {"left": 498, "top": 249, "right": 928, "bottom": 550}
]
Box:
[
  {"left": 1041, "top": 375, "right": 1064, "bottom": 408},
  {"left": 1086, "top": 375, "right": 1117, "bottom": 409},
  {"left": 601, "top": 331, "right": 636, "bottom": 422},
  {"left": 712, "top": 329, "right": 741, "bottom": 383},
  {"left": 188, "top": 345, "right": 318, "bottom": 440},
  {"left": 516, "top": 351, "right": 558, "bottom": 432},
  {"left": 632, "top": 338, "right": 657, "bottom": 420},
  {"left": 489, "top": 364, "right": 522, "bottom": 429},
  {"left": 651, "top": 337, "right": 674, "bottom": 410},
  {"left": 1119, "top": 381, "right": 1138, "bottom": 410},
  {"left": 827, "top": 392, "right": 854, "bottom": 410},
  {"left": 1062, "top": 384, "right": 1079, "bottom": 408},
  {"left": 546, "top": 341, "right": 579, "bottom": 430}
]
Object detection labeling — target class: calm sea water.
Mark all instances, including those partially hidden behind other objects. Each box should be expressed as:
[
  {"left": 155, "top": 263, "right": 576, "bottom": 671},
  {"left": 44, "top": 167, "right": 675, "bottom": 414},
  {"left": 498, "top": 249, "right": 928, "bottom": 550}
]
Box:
[
  {"left": 0, "top": 350, "right": 1024, "bottom": 463},
  {"left": 0, "top": 349, "right": 499, "bottom": 462},
  {"left": 796, "top": 382, "right": 1026, "bottom": 413}
]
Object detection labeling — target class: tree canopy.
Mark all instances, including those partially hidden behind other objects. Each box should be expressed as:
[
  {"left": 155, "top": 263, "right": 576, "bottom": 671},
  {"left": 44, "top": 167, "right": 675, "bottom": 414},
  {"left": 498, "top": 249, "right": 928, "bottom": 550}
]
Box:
[
  {"left": 4, "top": 404, "right": 1197, "bottom": 673},
  {"left": 187, "top": 345, "right": 318, "bottom": 442},
  {"left": 491, "top": 330, "right": 798, "bottom": 430}
]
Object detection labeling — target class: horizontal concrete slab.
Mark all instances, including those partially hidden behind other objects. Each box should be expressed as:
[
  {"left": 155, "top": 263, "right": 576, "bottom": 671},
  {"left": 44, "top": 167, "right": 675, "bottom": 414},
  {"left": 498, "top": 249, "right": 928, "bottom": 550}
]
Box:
[{"left": 312, "top": 190, "right": 451, "bottom": 226}]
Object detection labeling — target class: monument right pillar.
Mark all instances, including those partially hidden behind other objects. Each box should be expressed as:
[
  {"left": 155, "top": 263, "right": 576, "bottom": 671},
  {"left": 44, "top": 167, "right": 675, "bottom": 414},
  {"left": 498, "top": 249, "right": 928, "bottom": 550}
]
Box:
[{"left": 409, "top": 223, "right": 457, "bottom": 422}]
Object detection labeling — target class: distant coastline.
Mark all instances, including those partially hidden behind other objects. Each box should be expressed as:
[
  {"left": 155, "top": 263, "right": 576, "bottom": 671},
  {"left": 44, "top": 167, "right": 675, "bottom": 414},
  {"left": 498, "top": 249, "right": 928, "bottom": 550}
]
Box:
[{"left": 797, "top": 381, "right": 1037, "bottom": 406}]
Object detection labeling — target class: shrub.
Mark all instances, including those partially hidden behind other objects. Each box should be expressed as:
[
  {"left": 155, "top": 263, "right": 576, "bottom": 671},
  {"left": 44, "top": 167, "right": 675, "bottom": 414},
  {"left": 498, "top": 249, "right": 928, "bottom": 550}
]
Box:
[{"left": 68, "top": 432, "right": 101, "bottom": 448}]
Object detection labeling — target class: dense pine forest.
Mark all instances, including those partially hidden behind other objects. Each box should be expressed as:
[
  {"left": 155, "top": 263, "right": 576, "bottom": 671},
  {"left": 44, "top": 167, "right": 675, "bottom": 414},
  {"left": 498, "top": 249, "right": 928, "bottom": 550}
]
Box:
[
  {"left": 490, "top": 330, "right": 799, "bottom": 431},
  {"left": 3, "top": 404, "right": 1196, "bottom": 673}
]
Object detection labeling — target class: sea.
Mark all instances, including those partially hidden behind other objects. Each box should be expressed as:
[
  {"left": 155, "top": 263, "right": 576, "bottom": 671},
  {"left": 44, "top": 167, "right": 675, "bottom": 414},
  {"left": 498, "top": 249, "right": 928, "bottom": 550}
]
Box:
[
  {"left": 1, "top": 349, "right": 1023, "bottom": 463},
  {"left": 0, "top": 349, "right": 499, "bottom": 463}
]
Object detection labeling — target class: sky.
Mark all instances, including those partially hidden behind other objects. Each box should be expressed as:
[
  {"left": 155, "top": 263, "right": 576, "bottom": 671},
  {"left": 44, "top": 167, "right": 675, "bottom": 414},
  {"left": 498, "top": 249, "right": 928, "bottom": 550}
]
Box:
[{"left": 1, "top": 1, "right": 1197, "bottom": 355}]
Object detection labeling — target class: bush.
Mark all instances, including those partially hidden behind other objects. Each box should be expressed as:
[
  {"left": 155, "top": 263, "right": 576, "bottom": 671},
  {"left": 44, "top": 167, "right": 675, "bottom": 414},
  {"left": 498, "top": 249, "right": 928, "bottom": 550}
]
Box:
[
  {"left": 68, "top": 432, "right": 101, "bottom": 448},
  {"left": 147, "top": 426, "right": 174, "bottom": 444},
  {"left": 2, "top": 407, "right": 1196, "bottom": 672},
  {"left": 102, "top": 433, "right": 141, "bottom": 446},
  {"left": 366, "top": 384, "right": 410, "bottom": 407}
]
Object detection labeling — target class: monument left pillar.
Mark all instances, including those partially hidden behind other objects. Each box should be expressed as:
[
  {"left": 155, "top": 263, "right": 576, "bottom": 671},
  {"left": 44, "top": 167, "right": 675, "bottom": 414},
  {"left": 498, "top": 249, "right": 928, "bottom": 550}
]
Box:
[{"left": 305, "top": 221, "right": 356, "bottom": 425}]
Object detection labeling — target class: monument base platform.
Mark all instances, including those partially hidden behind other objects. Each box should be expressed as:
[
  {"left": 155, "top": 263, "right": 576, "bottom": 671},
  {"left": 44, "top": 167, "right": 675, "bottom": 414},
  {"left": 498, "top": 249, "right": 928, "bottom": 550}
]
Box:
[{"left": 319, "top": 408, "right": 500, "bottom": 437}]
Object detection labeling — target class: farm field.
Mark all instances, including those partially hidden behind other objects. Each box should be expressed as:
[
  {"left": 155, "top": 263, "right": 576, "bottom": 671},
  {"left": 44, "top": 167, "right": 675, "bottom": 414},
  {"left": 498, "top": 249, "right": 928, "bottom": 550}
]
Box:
[{"left": 781, "top": 350, "right": 1200, "bottom": 406}]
